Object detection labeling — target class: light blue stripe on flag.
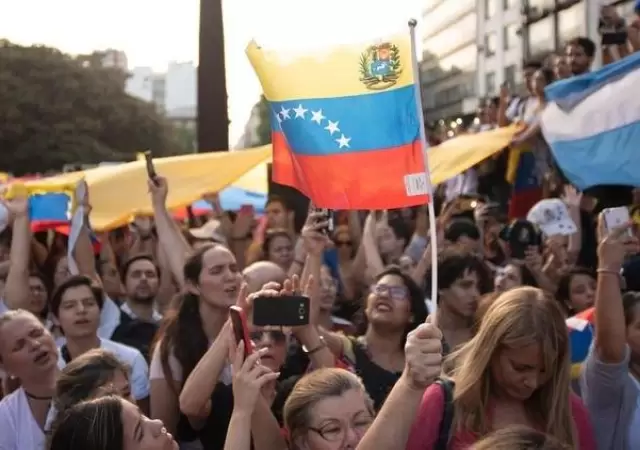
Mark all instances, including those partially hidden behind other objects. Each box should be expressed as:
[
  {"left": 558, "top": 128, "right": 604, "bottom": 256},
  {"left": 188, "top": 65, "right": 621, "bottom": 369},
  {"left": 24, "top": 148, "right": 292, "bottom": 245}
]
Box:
[{"left": 541, "top": 52, "right": 640, "bottom": 190}]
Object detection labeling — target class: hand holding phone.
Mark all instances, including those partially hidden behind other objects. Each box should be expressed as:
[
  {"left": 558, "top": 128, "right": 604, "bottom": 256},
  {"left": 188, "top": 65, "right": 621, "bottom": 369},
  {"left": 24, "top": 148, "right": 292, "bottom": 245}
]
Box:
[
  {"left": 144, "top": 151, "right": 159, "bottom": 186},
  {"left": 602, "top": 207, "right": 632, "bottom": 237},
  {"left": 314, "top": 208, "right": 335, "bottom": 235},
  {"left": 229, "top": 306, "right": 253, "bottom": 359}
]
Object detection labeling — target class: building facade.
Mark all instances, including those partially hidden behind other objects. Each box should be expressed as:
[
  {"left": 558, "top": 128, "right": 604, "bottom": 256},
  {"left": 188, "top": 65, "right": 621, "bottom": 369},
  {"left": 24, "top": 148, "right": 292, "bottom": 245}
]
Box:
[
  {"left": 419, "top": 0, "right": 479, "bottom": 122},
  {"left": 522, "top": 0, "right": 637, "bottom": 67},
  {"left": 476, "top": 0, "right": 525, "bottom": 97},
  {"left": 126, "top": 62, "right": 196, "bottom": 116}
]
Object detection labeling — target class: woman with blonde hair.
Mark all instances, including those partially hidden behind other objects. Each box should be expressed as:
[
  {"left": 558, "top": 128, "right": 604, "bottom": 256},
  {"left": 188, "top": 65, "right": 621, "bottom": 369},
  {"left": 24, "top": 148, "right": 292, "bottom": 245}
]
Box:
[
  {"left": 400, "top": 287, "right": 595, "bottom": 449},
  {"left": 471, "top": 425, "right": 570, "bottom": 450}
]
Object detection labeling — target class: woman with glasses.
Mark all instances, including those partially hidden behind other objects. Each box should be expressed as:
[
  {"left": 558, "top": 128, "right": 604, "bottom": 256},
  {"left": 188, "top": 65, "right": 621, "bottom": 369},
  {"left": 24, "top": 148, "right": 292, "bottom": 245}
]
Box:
[{"left": 320, "top": 266, "right": 428, "bottom": 411}]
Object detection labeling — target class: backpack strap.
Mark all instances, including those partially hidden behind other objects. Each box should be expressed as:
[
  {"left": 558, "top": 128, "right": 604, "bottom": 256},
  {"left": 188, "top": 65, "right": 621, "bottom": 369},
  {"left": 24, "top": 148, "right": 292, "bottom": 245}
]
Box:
[{"left": 434, "top": 378, "right": 455, "bottom": 450}]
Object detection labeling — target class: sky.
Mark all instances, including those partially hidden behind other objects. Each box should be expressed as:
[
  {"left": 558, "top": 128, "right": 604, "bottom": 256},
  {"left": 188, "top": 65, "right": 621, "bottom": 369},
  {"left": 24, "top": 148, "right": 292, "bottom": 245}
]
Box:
[{"left": 0, "top": 0, "right": 421, "bottom": 146}]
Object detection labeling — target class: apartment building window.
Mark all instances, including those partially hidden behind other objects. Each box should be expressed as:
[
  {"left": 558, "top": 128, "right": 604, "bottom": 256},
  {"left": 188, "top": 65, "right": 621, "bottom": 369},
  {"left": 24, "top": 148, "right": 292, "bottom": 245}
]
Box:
[
  {"left": 503, "top": 23, "right": 519, "bottom": 50},
  {"left": 527, "top": 16, "right": 555, "bottom": 58},
  {"left": 485, "top": 0, "right": 498, "bottom": 18},
  {"left": 503, "top": 0, "right": 518, "bottom": 10},
  {"left": 485, "top": 72, "right": 496, "bottom": 95},
  {"left": 485, "top": 32, "right": 498, "bottom": 56},
  {"left": 504, "top": 65, "right": 516, "bottom": 88},
  {"left": 558, "top": 2, "right": 586, "bottom": 48}
]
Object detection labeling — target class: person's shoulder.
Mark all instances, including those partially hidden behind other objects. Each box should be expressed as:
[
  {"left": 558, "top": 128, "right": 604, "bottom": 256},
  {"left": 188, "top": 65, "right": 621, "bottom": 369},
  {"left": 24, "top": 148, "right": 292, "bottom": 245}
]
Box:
[
  {"left": 100, "top": 338, "right": 146, "bottom": 365},
  {"left": 0, "top": 388, "right": 23, "bottom": 422}
]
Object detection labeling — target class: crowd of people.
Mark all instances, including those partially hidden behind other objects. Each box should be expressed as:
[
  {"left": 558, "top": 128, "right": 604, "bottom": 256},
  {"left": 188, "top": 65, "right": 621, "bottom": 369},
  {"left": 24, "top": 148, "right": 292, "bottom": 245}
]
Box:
[{"left": 1, "top": 5, "right": 640, "bottom": 450}]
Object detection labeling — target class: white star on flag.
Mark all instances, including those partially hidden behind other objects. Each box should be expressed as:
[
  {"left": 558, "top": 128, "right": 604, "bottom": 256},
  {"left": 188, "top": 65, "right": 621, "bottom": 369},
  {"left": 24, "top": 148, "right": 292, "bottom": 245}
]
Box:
[
  {"left": 293, "top": 104, "right": 308, "bottom": 118},
  {"left": 336, "top": 134, "right": 351, "bottom": 149},
  {"left": 325, "top": 120, "right": 340, "bottom": 135},
  {"left": 311, "top": 109, "right": 325, "bottom": 124},
  {"left": 280, "top": 106, "right": 290, "bottom": 120}
]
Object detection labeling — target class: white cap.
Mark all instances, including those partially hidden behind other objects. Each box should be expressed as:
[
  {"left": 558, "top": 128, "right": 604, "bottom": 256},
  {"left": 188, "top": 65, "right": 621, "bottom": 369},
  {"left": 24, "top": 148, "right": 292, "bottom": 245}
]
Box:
[{"left": 526, "top": 198, "right": 577, "bottom": 237}]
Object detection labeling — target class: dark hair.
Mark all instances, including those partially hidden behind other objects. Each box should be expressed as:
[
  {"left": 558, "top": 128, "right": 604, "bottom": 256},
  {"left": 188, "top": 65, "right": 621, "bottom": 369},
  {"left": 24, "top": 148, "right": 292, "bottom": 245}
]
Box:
[
  {"left": 50, "top": 275, "right": 104, "bottom": 318},
  {"left": 537, "top": 67, "right": 555, "bottom": 86},
  {"left": 49, "top": 395, "right": 124, "bottom": 450},
  {"left": 120, "top": 254, "right": 159, "bottom": 283},
  {"left": 523, "top": 60, "right": 543, "bottom": 71},
  {"left": 426, "top": 251, "right": 492, "bottom": 299},
  {"left": 355, "top": 265, "right": 428, "bottom": 346},
  {"left": 555, "top": 267, "right": 595, "bottom": 315},
  {"left": 444, "top": 218, "right": 480, "bottom": 242},
  {"left": 49, "top": 349, "right": 130, "bottom": 443},
  {"left": 261, "top": 228, "right": 293, "bottom": 260},
  {"left": 154, "top": 244, "right": 217, "bottom": 395},
  {"left": 622, "top": 292, "right": 640, "bottom": 326},
  {"left": 567, "top": 37, "right": 596, "bottom": 58},
  {"left": 266, "top": 195, "right": 289, "bottom": 211},
  {"left": 386, "top": 214, "right": 412, "bottom": 249}
]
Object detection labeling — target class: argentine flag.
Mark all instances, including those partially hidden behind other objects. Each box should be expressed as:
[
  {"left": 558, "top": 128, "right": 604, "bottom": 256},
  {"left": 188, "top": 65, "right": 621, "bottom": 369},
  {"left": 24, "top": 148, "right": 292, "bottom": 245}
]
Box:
[{"left": 541, "top": 52, "right": 640, "bottom": 190}]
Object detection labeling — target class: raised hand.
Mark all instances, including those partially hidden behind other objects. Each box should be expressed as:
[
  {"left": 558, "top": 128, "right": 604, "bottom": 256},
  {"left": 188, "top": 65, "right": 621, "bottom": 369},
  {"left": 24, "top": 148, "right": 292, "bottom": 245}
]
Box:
[
  {"left": 231, "top": 344, "right": 280, "bottom": 413},
  {"left": 597, "top": 216, "right": 639, "bottom": 272},
  {"left": 301, "top": 210, "right": 331, "bottom": 256},
  {"left": 148, "top": 175, "right": 168, "bottom": 206},
  {"left": 402, "top": 319, "right": 443, "bottom": 390}
]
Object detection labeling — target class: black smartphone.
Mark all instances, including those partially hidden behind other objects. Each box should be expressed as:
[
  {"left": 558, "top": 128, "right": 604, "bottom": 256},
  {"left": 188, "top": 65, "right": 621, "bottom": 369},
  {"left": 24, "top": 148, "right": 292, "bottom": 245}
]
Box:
[
  {"left": 144, "top": 151, "right": 159, "bottom": 185},
  {"left": 315, "top": 208, "right": 335, "bottom": 235},
  {"left": 252, "top": 295, "right": 310, "bottom": 327},
  {"left": 508, "top": 220, "right": 541, "bottom": 259}
]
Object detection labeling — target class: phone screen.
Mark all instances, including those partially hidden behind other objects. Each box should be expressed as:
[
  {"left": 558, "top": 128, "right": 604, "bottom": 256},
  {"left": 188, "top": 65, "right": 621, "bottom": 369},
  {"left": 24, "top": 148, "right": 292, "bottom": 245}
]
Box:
[{"left": 229, "top": 306, "right": 253, "bottom": 359}]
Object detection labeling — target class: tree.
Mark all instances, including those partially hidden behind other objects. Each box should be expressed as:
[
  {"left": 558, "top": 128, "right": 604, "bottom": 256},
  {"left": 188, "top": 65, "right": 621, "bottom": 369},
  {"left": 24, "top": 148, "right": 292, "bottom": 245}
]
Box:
[
  {"left": 0, "top": 40, "right": 182, "bottom": 175},
  {"left": 236, "top": 95, "right": 271, "bottom": 148}
]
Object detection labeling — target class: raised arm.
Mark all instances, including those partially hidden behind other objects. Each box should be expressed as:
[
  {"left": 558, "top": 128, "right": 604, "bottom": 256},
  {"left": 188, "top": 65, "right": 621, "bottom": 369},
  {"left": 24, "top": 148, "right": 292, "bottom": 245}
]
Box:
[
  {"left": 149, "top": 177, "right": 191, "bottom": 288},
  {"left": 3, "top": 194, "right": 31, "bottom": 310}
]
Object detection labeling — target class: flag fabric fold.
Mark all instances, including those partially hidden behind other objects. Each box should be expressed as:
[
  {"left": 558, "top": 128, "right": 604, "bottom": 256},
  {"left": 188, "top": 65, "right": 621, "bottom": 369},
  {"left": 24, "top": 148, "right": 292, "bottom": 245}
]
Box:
[
  {"left": 246, "top": 35, "right": 430, "bottom": 209},
  {"left": 541, "top": 51, "right": 640, "bottom": 190},
  {"left": 566, "top": 307, "right": 595, "bottom": 379},
  {"left": 506, "top": 145, "right": 542, "bottom": 219}
]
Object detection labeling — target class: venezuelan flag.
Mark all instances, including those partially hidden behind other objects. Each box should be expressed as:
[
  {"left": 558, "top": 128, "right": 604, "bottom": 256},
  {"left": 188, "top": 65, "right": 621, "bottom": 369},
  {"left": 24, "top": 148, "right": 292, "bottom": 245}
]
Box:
[
  {"left": 29, "top": 191, "right": 73, "bottom": 232},
  {"left": 506, "top": 145, "right": 542, "bottom": 219},
  {"left": 566, "top": 307, "right": 594, "bottom": 379},
  {"left": 246, "top": 35, "right": 429, "bottom": 209}
]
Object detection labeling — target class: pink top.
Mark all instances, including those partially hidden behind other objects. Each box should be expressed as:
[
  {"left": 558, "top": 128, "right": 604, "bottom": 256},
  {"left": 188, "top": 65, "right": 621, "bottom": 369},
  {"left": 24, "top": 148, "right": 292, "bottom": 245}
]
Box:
[{"left": 405, "top": 383, "right": 596, "bottom": 450}]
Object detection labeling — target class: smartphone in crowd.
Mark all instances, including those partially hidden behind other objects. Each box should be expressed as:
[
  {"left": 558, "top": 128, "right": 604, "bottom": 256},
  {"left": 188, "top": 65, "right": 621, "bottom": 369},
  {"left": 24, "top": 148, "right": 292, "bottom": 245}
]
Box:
[
  {"left": 507, "top": 219, "right": 541, "bottom": 260},
  {"left": 315, "top": 208, "right": 335, "bottom": 235},
  {"left": 229, "top": 306, "right": 253, "bottom": 359},
  {"left": 602, "top": 206, "right": 632, "bottom": 236},
  {"left": 144, "top": 151, "right": 159, "bottom": 185},
  {"left": 252, "top": 295, "right": 310, "bottom": 327}
]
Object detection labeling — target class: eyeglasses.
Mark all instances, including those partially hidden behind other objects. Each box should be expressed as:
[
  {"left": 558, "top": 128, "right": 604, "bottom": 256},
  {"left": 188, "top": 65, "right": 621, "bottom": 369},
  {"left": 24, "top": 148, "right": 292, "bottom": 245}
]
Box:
[
  {"left": 308, "top": 416, "right": 373, "bottom": 442},
  {"left": 372, "top": 283, "right": 408, "bottom": 300},
  {"left": 249, "top": 330, "right": 287, "bottom": 343}
]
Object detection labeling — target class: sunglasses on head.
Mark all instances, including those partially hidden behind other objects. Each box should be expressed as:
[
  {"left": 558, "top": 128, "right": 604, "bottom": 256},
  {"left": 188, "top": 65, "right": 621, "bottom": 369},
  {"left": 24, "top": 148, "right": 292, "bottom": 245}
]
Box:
[{"left": 249, "top": 329, "right": 287, "bottom": 343}]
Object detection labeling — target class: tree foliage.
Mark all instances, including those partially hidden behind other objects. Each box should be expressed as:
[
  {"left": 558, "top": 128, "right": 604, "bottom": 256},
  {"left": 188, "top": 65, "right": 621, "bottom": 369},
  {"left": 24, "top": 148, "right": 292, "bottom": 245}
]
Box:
[
  {"left": 0, "top": 40, "right": 182, "bottom": 174},
  {"left": 254, "top": 95, "right": 271, "bottom": 146}
]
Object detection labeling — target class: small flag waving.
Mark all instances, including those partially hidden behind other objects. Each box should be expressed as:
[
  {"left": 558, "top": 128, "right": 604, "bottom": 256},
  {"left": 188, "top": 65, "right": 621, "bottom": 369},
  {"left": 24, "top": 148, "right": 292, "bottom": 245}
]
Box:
[
  {"left": 246, "top": 35, "right": 429, "bottom": 209},
  {"left": 541, "top": 51, "right": 640, "bottom": 190}
]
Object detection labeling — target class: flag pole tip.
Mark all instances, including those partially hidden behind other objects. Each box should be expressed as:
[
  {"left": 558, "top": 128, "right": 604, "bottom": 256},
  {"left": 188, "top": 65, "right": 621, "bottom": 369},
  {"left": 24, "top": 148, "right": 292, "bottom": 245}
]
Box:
[{"left": 408, "top": 18, "right": 417, "bottom": 27}]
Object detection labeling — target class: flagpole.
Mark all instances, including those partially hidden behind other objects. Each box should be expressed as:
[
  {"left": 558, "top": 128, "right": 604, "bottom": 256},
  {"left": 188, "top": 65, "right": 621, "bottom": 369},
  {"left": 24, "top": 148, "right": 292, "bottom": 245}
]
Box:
[{"left": 409, "top": 19, "right": 439, "bottom": 319}]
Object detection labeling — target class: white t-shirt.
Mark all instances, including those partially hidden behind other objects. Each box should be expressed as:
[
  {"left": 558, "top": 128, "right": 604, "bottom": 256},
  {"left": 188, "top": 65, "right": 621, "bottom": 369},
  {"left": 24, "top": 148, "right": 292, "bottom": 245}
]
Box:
[
  {"left": 149, "top": 340, "right": 232, "bottom": 385},
  {"left": 57, "top": 338, "right": 150, "bottom": 400},
  {"left": 0, "top": 388, "right": 55, "bottom": 450}
]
